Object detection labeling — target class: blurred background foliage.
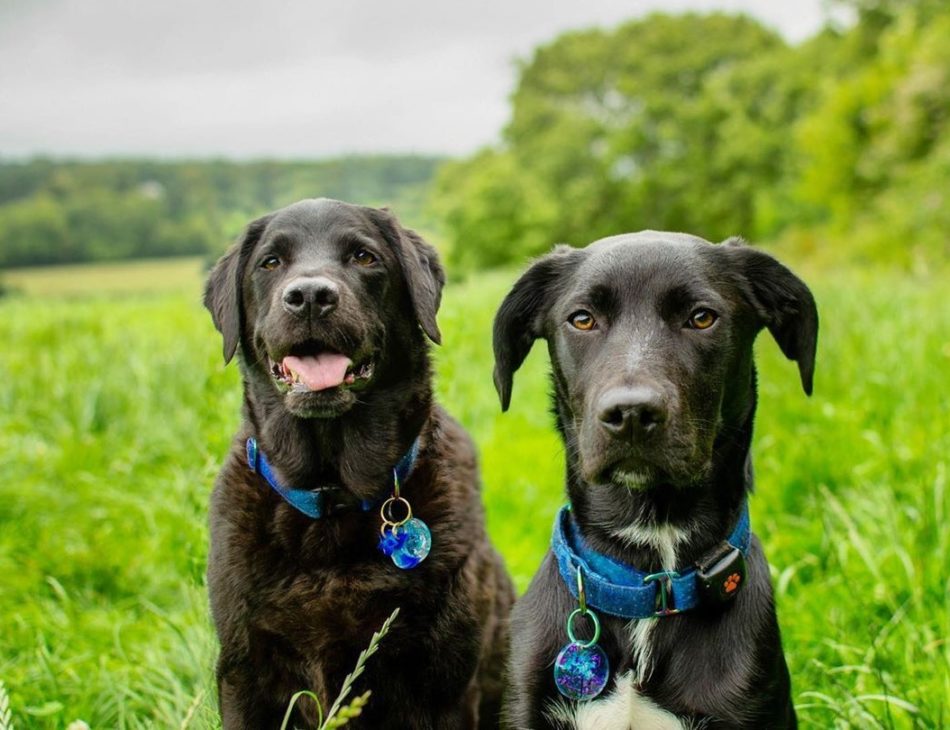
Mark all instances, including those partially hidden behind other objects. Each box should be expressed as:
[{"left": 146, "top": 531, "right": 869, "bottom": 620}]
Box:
[
  {"left": 435, "top": 0, "right": 950, "bottom": 272},
  {"left": 0, "top": 156, "right": 441, "bottom": 268},
  {"left": 2, "top": 0, "right": 948, "bottom": 275}
]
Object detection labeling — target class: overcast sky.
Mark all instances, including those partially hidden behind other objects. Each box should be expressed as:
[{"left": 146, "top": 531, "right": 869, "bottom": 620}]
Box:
[{"left": 0, "top": 0, "right": 842, "bottom": 159}]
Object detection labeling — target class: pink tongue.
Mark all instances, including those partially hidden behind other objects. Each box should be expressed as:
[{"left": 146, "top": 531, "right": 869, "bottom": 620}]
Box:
[{"left": 282, "top": 353, "right": 352, "bottom": 392}]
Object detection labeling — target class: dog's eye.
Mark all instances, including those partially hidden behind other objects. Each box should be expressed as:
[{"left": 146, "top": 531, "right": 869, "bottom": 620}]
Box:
[
  {"left": 353, "top": 248, "right": 378, "bottom": 267},
  {"left": 687, "top": 308, "right": 718, "bottom": 330},
  {"left": 568, "top": 310, "right": 596, "bottom": 331},
  {"left": 260, "top": 256, "right": 281, "bottom": 271}
]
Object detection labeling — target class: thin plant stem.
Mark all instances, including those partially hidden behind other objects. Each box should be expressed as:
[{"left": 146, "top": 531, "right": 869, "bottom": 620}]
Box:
[
  {"left": 280, "top": 690, "right": 323, "bottom": 730},
  {"left": 321, "top": 607, "right": 400, "bottom": 729}
]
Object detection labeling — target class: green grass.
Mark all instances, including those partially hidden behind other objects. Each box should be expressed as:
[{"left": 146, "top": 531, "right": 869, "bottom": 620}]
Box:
[
  {"left": 1, "top": 257, "right": 205, "bottom": 298},
  {"left": 0, "top": 260, "right": 948, "bottom": 728}
]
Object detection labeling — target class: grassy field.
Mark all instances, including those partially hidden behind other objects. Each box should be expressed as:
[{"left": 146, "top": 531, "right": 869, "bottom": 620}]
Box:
[
  {"left": 1, "top": 256, "right": 948, "bottom": 728},
  {"left": 1, "top": 257, "right": 206, "bottom": 298}
]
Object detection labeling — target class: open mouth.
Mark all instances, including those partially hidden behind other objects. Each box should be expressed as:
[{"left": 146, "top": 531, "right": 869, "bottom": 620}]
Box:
[{"left": 268, "top": 343, "right": 374, "bottom": 394}]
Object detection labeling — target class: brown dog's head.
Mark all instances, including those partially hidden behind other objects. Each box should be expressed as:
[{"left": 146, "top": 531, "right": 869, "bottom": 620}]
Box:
[
  {"left": 493, "top": 232, "right": 818, "bottom": 494},
  {"left": 205, "top": 198, "right": 444, "bottom": 419}
]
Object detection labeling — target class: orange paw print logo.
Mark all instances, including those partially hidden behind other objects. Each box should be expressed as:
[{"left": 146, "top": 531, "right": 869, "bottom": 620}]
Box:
[{"left": 723, "top": 573, "right": 742, "bottom": 594}]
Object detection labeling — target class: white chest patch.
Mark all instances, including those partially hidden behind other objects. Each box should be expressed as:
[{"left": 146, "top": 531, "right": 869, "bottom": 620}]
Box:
[
  {"left": 544, "top": 671, "right": 685, "bottom": 730},
  {"left": 611, "top": 520, "right": 690, "bottom": 570},
  {"left": 614, "top": 520, "right": 687, "bottom": 685},
  {"left": 628, "top": 617, "right": 657, "bottom": 686}
]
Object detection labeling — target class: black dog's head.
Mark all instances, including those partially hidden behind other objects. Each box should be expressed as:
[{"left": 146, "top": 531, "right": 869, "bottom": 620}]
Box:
[
  {"left": 205, "top": 198, "right": 444, "bottom": 419},
  {"left": 493, "top": 232, "right": 817, "bottom": 493}
]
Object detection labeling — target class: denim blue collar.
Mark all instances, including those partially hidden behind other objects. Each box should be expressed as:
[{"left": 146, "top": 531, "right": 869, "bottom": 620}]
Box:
[
  {"left": 551, "top": 502, "right": 751, "bottom": 619},
  {"left": 245, "top": 436, "right": 420, "bottom": 519}
]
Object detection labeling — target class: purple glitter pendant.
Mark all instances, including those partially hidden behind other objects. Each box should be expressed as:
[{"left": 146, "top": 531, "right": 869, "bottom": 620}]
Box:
[
  {"left": 554, "top": 640, "right": 610, "bottom": 700},
  {"left": 554, "top": 582, "right": 610, "bottom": 702}
]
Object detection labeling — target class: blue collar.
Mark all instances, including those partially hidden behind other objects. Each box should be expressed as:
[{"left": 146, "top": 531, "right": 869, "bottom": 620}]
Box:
[
  {"left": 551, "top": 502, "right": 751, "bottom": 620},
  {"left": 245, "top": 436, "right": 420, "bottom": 519}
]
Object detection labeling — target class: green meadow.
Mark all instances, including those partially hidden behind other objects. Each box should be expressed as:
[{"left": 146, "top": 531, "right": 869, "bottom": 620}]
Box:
[{"left": 1, "top": 257, "right": 948, "bottom": 728}]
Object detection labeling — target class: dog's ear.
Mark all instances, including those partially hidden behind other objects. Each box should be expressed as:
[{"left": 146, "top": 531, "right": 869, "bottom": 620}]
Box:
[
  {"left": 493, "top": 246, "right": 578, "bottom": 411},
  {"left": 723, "top": 238, "right": 819, "bottom": 395},
  {"left": 204, "top": 214, "right": 273, "bottom": 363},
  {"left": 372, "top": 209, "right": 445, "bottom": 344}
]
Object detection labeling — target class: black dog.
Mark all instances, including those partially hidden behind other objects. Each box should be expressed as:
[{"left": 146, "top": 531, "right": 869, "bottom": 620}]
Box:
[
  {"left": 204, "top": 198, "right": 514, "bottom": 729},
  {"left": 494, "top": 232, "right": 816, "bottom": 728}
]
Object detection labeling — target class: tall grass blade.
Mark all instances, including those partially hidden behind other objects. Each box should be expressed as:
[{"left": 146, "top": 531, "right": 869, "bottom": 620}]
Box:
[
  {"left": 0, "top": 681, "right": 14, "bottom": 730},
  {"left": 321, "top": 607, "right": 400, "bottom": 729}
]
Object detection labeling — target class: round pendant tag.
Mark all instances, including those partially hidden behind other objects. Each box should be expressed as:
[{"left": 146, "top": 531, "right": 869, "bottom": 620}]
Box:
[
  {"left": 553, "top": 641, "right": 610, "bottom": 701},
  {"left": 389, "top": 517, "right": 431, "bottom": 569}
]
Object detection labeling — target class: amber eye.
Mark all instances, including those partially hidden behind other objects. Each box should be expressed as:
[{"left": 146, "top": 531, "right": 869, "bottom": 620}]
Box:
[
  {"left": 568, "top": 310, "right": 596, "bottom": 331},
  {"left": 353, "top": 248, "right": 378, "bottom": 266},
  {"left": 260, "top": 255, "right": 280, "bottom": 271},
  {"left": 687, "top": 308, "right": 718, "bottom": 330}
]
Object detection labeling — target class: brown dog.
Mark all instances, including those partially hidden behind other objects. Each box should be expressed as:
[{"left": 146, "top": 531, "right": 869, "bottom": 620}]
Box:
[{"left": 204, "top": 198, "right": 514, "bottom": 729}]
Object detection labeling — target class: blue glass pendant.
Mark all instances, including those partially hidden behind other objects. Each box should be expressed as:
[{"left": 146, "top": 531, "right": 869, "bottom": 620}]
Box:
[
  {"left": 379, "top": 517, "right": 431, "bottom": 570},
  {"left": 378, "top": 469, "right": 432, "bottom": 570},
  {"left": 554, "top": 640, "right": 610, "bottom": 700},
  {"left": 378, "top": 527, "right": 408, "bottom": 557}
]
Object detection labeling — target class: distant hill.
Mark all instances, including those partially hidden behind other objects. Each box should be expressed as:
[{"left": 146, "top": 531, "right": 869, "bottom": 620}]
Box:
[{"left": 0, "top": 155, "right": 444, "bottom": 268}]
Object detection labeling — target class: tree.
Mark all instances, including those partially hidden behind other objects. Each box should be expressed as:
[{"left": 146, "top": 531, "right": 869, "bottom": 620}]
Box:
[
  {"left": 432, "top": 150, "right": 557, "bottom": 274},
  {"left": 439, "top": 12, "right": 799, "bottom": 267}
]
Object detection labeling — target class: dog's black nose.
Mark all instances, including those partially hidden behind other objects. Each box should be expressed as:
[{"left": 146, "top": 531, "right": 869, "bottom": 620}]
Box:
[
  {"left": 282, "top": 277, "right": 340, "bottom": 319},
  {"left": 597, "top": 386, "right": 667, "bottom": 439}
]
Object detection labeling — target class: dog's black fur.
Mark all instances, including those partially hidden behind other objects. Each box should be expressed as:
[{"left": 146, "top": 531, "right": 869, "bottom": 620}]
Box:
[
  {"left": 204, "top": 198, "right": 514, "bottom": 729},
  {"left": 494, "top": 232, "right": 817, "bottom": 728}
]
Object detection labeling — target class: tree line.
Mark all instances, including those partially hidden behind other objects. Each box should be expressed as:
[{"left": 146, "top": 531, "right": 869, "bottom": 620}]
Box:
[{"left": 0, "top": 156, "right": 441, "bottom": 268}]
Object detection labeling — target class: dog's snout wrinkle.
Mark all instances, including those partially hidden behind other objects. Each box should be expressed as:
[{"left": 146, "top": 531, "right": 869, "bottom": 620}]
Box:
[
  {"left": 597, "top": 385, "right": 668, "bottom": 440},
  {"left": 282, "top": 276, "right": 340, "bottom": 319}
]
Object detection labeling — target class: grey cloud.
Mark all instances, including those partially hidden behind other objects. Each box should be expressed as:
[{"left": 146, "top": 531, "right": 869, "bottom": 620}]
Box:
[{"left": 0, "top": 0, "right": 832, "bottom": 158}]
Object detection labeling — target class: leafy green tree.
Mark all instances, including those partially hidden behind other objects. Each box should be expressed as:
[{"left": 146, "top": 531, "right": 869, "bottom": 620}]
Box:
[
  {"left": 0, "top": 195, "right": 70, "bottom": 266},
  {"left": 436, "top": 12, "right": 818, "bottom": 271},
  {"left": 435, "top": 5, "right": 950, "bottom": 272},
  {"left": 791, "top": 5, "right": 950, "bottom": 233},
  {"left": 432, "top": 150, "right": 557, "bottom": 274},
  {"left": 509, "top": 13, "right": 789, "bottom": 243},
  {"left": 788, "top": 6, "right": 950, "bottom": 266}
]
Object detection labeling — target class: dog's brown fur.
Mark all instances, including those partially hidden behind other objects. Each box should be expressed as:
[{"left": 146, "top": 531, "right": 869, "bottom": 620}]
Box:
[{"left": 205, "top": 199, "right": 514, "bottom": 729}]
